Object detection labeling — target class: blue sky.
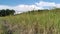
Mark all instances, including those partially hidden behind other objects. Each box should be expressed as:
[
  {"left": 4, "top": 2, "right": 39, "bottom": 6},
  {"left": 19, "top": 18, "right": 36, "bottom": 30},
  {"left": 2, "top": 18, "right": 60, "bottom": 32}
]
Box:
[
  {"left": 0, "top": 0, "right": 60, "bottom": 6},
  {"left": 0, "top": 0, "right": 60, "bottom": 14},
  {"left": 0, "top": 0, "right": 39, "bottom": 6}
]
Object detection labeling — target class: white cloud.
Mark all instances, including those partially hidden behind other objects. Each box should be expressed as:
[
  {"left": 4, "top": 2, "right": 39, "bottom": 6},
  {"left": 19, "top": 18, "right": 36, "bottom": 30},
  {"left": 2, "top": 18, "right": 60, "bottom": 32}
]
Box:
[
  {"left": 13, "top": 5, "right": 43, "bottom": 11},
  {"left": 36, "top": 1, "right": 60, "bottom": 8},
  {"left": 13, "top": 4, "right": 44, "bottom": 14},
  {"left": 0, "top": 5, "right": 13, "bottom": 10},
  {"left": 36, "top": 1, "right": 56, "bottom": 7},
  {"left": 0, "top": 1, "right": 60, "bottom": 14},
  {"left": 56, "top": 4, "right": 60, "bottom": 8},
  {"left": 0, "top": 5, "right": 44, "bottom": 14}
]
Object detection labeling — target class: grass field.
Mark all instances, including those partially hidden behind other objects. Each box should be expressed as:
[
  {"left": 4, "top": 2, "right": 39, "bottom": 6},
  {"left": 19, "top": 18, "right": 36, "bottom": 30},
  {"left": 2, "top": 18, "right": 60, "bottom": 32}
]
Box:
[{"left": 0, "top": 9, "right": 60, "bottom": 34}]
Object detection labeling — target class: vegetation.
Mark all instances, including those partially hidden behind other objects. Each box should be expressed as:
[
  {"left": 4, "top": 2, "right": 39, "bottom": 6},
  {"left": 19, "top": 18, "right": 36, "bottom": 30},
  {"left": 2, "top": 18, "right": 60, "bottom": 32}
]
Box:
[
  {"left": 0, "top": 9, "right": 15, "bottom": 16},
  {"left": 0, "top": 8, "right": 60, "bottom": 34}
]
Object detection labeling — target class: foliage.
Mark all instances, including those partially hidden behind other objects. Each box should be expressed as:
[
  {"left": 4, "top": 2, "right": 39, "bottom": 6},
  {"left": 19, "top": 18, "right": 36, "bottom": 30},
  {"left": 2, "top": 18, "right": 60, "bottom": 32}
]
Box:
[
  {"left": 0, "top": 9, "right": 15, "bottom": 16},
  {"left": 0, "top": 8, "right": 60, "bottom": 34}
]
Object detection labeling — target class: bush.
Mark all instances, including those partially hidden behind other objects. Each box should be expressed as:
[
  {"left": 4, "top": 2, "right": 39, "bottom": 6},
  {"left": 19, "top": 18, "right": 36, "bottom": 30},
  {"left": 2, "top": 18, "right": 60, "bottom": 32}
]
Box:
[{"left": 0, "top": 9, "right": 15, "bottom": 16}]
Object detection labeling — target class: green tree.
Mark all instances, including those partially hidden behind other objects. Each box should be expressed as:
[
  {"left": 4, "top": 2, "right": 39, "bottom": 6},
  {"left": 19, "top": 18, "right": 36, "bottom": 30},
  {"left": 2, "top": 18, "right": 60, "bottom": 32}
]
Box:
[{"left": 0, "top": 9, "right": 15, "bottom": 16}]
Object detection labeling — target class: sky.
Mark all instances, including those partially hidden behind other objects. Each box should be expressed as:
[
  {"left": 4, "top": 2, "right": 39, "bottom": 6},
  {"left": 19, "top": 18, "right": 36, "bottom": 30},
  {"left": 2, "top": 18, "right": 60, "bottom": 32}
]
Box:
[
  {"left": 0, "top": 0, "right": 60, "bottom": 14},
  {"left": 0, "top": 0, "right": 60, "bottom": 5}
]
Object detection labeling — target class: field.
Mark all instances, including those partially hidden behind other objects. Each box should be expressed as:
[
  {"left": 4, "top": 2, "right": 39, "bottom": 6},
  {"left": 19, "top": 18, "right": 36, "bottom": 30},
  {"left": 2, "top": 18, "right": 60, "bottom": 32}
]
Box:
[{"left": 0, "top": 9, "right": 60, "bottom": 34}]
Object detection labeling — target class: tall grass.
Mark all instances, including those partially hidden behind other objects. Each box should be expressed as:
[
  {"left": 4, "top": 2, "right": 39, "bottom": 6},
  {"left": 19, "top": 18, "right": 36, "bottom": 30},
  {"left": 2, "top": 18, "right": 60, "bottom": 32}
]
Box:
[{"left": 0, "top": 9, "right": 60, "bottom": 34}]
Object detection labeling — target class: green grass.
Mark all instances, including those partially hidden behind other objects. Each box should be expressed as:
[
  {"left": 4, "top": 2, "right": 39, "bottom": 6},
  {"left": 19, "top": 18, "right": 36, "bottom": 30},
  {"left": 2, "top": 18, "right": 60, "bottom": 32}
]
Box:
[{"left": 0, "top": 10, "right": 60, "bottom": 34}]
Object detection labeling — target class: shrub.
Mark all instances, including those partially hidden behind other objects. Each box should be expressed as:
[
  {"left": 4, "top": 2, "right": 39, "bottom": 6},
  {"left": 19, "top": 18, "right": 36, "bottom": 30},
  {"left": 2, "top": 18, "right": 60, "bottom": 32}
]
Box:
[{"left": 0, "top": 9, "right": 15, "bottom": 16}]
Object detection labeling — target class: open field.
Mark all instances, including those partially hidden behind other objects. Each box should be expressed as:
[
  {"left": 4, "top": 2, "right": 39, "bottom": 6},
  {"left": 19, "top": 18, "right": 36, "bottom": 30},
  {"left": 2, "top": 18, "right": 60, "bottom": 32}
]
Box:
[{"left": 0, "top": 9, "right": 60, "bottom": 34}]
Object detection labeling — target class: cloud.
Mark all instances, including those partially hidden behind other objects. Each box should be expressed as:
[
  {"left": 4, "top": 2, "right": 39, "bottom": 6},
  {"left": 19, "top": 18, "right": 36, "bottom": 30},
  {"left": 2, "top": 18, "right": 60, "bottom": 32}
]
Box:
[
  {"left": 0, "top": 5, "right": 44, "bottom": 11},
  {"left": 0, "top": 5, "right": 13, "bottom": 10},
  {"left": 13, "top": 4, "right": 44, "bottom": 14},
  {"left": 0, "top": 5, "right": 44, "bottom": 14},
  {"left": 36, "top": 1, "right": 56, "bottom": 7},
  {"left": 56, "top": 4, "right": 60, "bottom": 8},
  {"left": 36, "top": 1, "right": 60, "bottom": 8},
  {"left": 13, "top": 5, "right": 43, "bottom": 11},
  {"left": 0, "top": 1, "right": 60, "bottom": 14}
]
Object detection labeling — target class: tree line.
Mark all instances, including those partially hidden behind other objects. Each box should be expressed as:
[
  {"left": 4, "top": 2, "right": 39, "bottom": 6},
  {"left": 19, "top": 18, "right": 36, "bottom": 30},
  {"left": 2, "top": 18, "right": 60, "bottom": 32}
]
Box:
[{"left": 0, "top": 9, "right": 15, "bottom": 16}]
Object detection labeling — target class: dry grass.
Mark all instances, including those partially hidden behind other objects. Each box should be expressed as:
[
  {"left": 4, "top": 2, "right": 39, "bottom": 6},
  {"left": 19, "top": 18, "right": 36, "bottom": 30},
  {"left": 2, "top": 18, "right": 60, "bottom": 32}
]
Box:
[{"left": 0, "top": 10, "right": 60, "bottom": 34}]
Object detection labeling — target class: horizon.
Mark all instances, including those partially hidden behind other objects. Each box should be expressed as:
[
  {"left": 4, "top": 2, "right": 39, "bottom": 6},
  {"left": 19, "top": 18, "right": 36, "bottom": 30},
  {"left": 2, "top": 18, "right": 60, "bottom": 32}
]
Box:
[{"left": 0, "top": 0, "right": 60, "bottom": 13}]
